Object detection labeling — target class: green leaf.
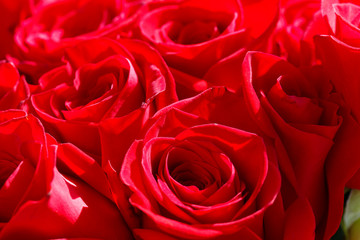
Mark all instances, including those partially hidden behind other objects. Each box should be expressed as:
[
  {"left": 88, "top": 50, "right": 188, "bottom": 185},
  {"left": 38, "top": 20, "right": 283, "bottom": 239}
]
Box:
[{"left": 343, "top": 189, "right": 360, "bottom": 239}]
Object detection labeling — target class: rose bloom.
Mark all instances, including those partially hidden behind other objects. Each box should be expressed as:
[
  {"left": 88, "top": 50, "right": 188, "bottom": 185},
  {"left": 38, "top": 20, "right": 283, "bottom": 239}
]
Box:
[
  {"left": 0, "top": 110, "right": 131, "bottom": 239},
  {"left": 0, "top": 0, "right": 31, "bottom": 59},
  {"left": 268, "top": 0, "right": 322, "bottom": 66},
  {"left": 241, "top": 51, "right": 346, "bottom": 238},
  {"left": 0, "top": 61, "right": 29, "bottom": 111},
  {"left": 10, "top": 0, "right": 140, "bottom": 82},
  {"left": 130, "top": 0, "right": 279, "bottom": 98},
  {"left": 30, "top": 37, "right": 177, "bottom": 160},
  {"left": 312, "top": 0, "right": 360, "bottom": 238},
  {"left": 102, "top": 86, "right": 318, "bottom": 239},
  {"left": 315, "top": 0, "right": 360, "bottom": 123}
]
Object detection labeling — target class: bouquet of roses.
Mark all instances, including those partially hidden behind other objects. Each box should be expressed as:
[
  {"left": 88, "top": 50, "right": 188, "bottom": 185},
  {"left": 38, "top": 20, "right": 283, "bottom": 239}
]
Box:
[{"left": 0, "top": 0, "right": 360, "bottom": 239}]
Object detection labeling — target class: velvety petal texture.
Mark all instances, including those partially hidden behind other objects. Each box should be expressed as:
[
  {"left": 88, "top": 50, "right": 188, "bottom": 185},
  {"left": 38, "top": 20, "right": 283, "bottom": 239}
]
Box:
[
  {"left": 134, "top": 0, "right": 279, "bottom": 98},
  {"left": 241, "top": 51, "right": 344, "bottom": 238},
  {"left": 0, "top": 110, "right": 131, "bottom": 239},
  {"left": 106, "top": 87, "right": 319, "bottom": 239},
  {"left": 268, "top": 0, "right": 323, "bottom": 66},
  {"left": 0, "top": 0, "right": 358, "bottom": 239},
  {"left": 31, "top": 38, "right": 177, "bottom": 158},
  {"left": 315, "top": 35, "right": 360, "bottom": 124},
  {"left": 0, "top": 0, "right": 31, "bottom": 59},
  {"left": 0, "top": 61, "right": 29, "bottom": 110},
  {"left": 321, "top": 0, "right": 360, "bottom": 46},
  {"left": 10, "top": 0, "right": 139, "bottom": 82},
  {"left": 309, "top": 2, "right": 360, "bottom": 237}
]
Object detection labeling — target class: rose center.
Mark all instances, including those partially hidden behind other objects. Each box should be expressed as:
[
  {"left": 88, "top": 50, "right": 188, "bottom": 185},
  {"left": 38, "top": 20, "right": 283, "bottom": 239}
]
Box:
[
  {"left": 66, "top": 57, "right": 130, "bottom": 109},
  {"left": 264, "top": 75, "right": 324, "bottom": 125},
  {"left": 165, "top": 20, "right": 222, "bottom": 45},
  {"left": 170, "top": 163, "right": 213, "bottom": 191},
  {"left": 162, "top": 141, "right": 238, "bottom": 202},
  {"left": 141, "top": 6, "right": 234, "bottom": 46}
]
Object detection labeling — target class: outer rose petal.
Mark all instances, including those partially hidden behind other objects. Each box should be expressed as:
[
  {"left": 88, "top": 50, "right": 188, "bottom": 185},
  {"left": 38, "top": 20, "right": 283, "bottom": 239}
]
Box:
[
  {"left": 315, "top": 35, "right": 360, "bottom": 123},
  {"left": 0, "top": 0, "right": 30, "bottom": 59},
  {"left": 0, "top": 111, "right": 131, "bottom": 239},
  {"left": 283, "top": 198, "right": 316, "bottom": 240},
  {"left": 0, "top": 62, "right": 29, "bottom": 111},
  {"left": 56, "top": 143, "right": 113, "bottom": 200},
  {"left": 0, "top": 169, "right": 132, "bottom": 239},
  {"left": 322, "top": 110, "right": 360, "bottom": 239},
  {"left": 268, "top": 0, "right": 323, "bottom": 66},
  {"left": 314, "top": 25, "right": 360, "bottom": 237},
  {"left": 100, "top": 104, "right": 153, "bottom": 171},
  {"left": 321, "top": 0, "right": 360, "bottom": 45}
]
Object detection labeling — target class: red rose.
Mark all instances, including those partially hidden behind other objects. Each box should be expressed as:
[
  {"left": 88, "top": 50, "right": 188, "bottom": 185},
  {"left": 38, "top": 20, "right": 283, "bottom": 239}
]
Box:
[
  {"left": 0, "top": 61, "right": 29, "bottom": 111},
  {"left": 268, "top": 0, "right": 323, "bottom": 66},
  {"left": 315, "top": 36, "right": 360, "bottom": 123},
  {"left": 321, "top": 0, "right": 360, "bottom": 46},
  {"left": 315, "top": 0, "right": 360, "bottom": 123},
  {"left": 103, "top": 87, "right": 316, "bottom": 239},
  {"left": 312, "top": 1, "right": 360, "bottom": 238},
  {"left": 0, "top": 0, "right": 31, "bottom": 59},
  {"left": 31, "top": 37, "right": 177, "bottom": 159},
  {"left": 0, "top": 110, "right": 131, "bottom": 239},
  {"left": 10, "top": 0, "right": 139, "bottom": 82},
  {"left": 241, "top": 51, "right": 345, "bottom": 238},
  {"left": 132, "top": 0, "right": 279, "bottom": 98}
]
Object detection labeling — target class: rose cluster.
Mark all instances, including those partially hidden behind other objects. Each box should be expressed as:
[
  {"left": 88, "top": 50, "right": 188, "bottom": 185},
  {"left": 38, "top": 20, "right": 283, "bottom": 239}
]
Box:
[{"left": 0, "top": 0, "right": 360, "bottom": 239}]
